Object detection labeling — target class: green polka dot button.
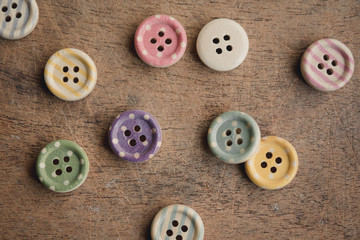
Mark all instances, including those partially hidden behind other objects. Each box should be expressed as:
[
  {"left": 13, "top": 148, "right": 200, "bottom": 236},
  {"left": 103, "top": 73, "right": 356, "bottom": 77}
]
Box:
[
  {"left": 207, "top": 111, "right": 261, "bottom": 164},
  {"left": 36, "top": 140, "right": 89, "bottom": 192}
]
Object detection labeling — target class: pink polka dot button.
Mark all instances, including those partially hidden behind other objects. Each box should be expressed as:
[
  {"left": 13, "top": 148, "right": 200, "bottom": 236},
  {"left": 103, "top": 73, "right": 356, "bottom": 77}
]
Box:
[
  {"left": 135, "top": 14, "right": 187, "bottom": 68},
  {"left": 301, "top": 38, "right": 354, "bottom": 91}
]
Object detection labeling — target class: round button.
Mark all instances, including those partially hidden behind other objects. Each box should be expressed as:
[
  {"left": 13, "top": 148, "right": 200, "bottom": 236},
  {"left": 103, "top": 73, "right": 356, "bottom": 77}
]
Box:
[
  {"left": 301, "top": 38, "right": 354, "bottom": 91},
  {"left": 245, "top": 136, "right": 298, "bottom": 190},
  {"left": 208, "top": 111, "right": 261, "bottom": 164},
  {"left": 0, "top": 0, "right": 39, "bottom": 40},
  {"left": 151, "top": 204, "right": 204, "bottom": 240},
  {"left": 44, "top": 48, "right": 97, "bottom": 101},
  {"left": 36, "top": 140, "right": 89, "bottom": 192},
  {"left": 135, "top": 14, "right": 187, "bottom": 67},
  {"left": 109, "top": 110, "right": 162, "bottom": 162},
  {"left": 196, "top": 18, "right": 249, "bottom": 71}
]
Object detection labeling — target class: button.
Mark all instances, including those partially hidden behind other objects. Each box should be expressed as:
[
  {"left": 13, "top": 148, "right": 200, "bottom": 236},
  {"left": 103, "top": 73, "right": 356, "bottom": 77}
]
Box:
[
  {"left": 135, "top": 14, "right": 187, "bottom": 67},
  {"left": 196, "top": 18, "right": 249, "bottom": 71},
  {"left": 208, "top": 111, "right": 261, "bottom": 164},
  {"left": 0, "top": 0, "right": 39, "bottom": 40},
  {"left": 36, "top": 140, "right": 89, "bottom": 192},
  {"left": 151, "top": 204, "right": 204, "bottom": 240},
  {"left": 44, "top": 48, "right": 97, "bottom": 101},
  {"left": 109, "top": 110, "right": 162, "bottom": 162},
  {"left": 301, "top": 38, "right": 354, "bottom": 91},
  {"left": 245, "top": 136, "right": 298, "bottom": 190}
]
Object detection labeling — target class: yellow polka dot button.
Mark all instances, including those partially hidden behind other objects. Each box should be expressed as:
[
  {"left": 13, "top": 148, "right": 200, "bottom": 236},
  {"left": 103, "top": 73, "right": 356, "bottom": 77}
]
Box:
[
  {"left": 44, "top": 48, "right": 97, "bottom": 101},
  {"left": 245, "top": 136, "right": 298, "bottom": 190}
]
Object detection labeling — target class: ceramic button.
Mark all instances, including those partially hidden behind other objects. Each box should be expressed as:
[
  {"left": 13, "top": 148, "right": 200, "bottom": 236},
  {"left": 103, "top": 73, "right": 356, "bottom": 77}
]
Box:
[
  {"left": 0, "top": 0, "right": 39, "bottom": 40},
  {"left": 44, "top": 48, "right": 97, "bottom": 101},
  {"left": 135, "top": 14, "right": 187, "bottom": 67},
  {"left": 245, "top": 136, "right": 298, "bottom": 190},
  {"left": 196, "top": 18, "right": 249, "bottom": 71},
  {"left": 208, "top": 111, "right": 261, "bottom": 164},
  {"left": 151, "top": 204, "right": 204, "bottom": 240},
  {"left": 301, "top": 38, "right": 354, "bottom": 91},
  {"left": 36, "top": 140, "right": 89, "bottom": 193},
  {"left": 109, "top": 110, "right": 162, "bottom": 162}
]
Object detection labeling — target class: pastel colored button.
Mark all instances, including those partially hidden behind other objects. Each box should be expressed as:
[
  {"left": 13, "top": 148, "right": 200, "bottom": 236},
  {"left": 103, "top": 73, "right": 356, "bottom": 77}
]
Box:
[
  {"left": 208, "top": 111, "right": 260, "bottom": 164},
  {"left": 44, "top": 48, "right": 97, "bottom": 101},
  {"left": 135, "top": 14, "right": 187, "bottom": 67},
  {"left": 196, "top": 18, "right": 249, "bottom": 71},
  {"left": 245, "top": 136, "right": 298, "bottom": 190},
  {"left": 36, "top": 140, "right": 89, "bottom": 193},
  {"left": 109, "top": 110, "right": 162, "bottom": 162},
  {"left": 0, "top": 0, "right": 39, "bottom": 40},
  {"left": 301, "top": 38, "right": 354, "bottom": 91},
  {"left": 151, "top": 204, "right": 204, "bottom": 240}
]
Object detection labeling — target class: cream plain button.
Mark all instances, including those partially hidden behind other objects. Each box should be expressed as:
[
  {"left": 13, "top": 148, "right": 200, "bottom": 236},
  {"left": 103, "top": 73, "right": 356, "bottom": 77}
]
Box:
[{"left": 196, "top": 18, "right": 249, "bottom": 71}]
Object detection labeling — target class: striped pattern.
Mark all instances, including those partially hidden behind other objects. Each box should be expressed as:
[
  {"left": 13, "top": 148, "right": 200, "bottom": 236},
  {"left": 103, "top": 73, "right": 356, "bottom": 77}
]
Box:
[
  {"left": 151, "top": 204, "right": 204, "bottom": 240},
  {"left": 301, "top": 38, "right": 354, "bottom": 91},
  {"left": 44, "top": 48, "right": 97, "bottom": 101},
  {"left": 0, "top": 0, "right": 39, "bottom": 40}
]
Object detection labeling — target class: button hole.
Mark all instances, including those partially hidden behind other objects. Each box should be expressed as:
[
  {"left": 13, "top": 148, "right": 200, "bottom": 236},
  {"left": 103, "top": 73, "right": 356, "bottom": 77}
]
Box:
[
  {"left": 331, "top": 60, "right": 338, "bottom": 66},
  {"left": 270, "top": 167, "right": 277, "bottom": 173},
  {"left": 226, "top": 140, "right": 232, "bottom": 146},
  {"left": 176, "top": 235, "right": 183, "bottom": 240},
  {"left": 225, "top": 129, "right": 232, "bottom": 136},
  {"left": 53, "top": 159, "right": 59, "bottom": 165},
  {"left": 266, "top": 152, "right": 273, "bottom": 159},
  {"left": 63, "top": 76, "right": 68, "bottom": 82},
  {"left": 275, "top": 157, "right": 282, "bottom": 164},
  {"left": 237, "top": 138, "right": 243, "bottom": 145},
  {"left": 73, "top": 77, "right": 79, "bottom": 83},
  {"left": 16, "top": 12, "right": 21, "bottom": 18},
  {"left": 235, "top": 128, "right": 241, "bottom": 134},
  {"left": 134, "top": 125, "right": 141, "bottom": 132},
  {"left": 73, "top": 66, "right": 79, "bottom": 72},
  {"left": 66, "top": 166, "right": 72, "bottom": 173},
  {"left": 261, "top": 161, "right": 267, "bottom": 168},
  {"left": 172, "top": 220, "right": 179, "bottom": 227},
  {"left": 326, "top": 68, "right": 333, "bottom": 75},
  {"left": 317, "top": 63, "right": 324, "bottom": 70},
  {"left": 224, "top": 35, "right": 230, "bottom": 41},
  {"left": 139, "top": 135, "right": 146, "bottom": 142},
  {"left": 216, "top": 48, "right": 222, "bottom": 54},
  {"left": 2, "top": 6, "right": 8, "bottom": 12},
  {"left": 166, "top": 230, "right": 173, "bottom": 236},
  {"left": 158, "top": 31, "right": 164, "bottom": 37},
  {"left": 64, "top": 156, "right": 70, "bottom": 162},
  {"left": 124, "top": 130, "right": 131, "bottom": 137},
  {"left": 181, "top": 225, "right": 188, "bottom": 232},
  {"left": 12, "top": 3, "right": 17, "bottom": 9},
  {"left": 323, "top": 54, "right": 330, "bottom": 61},
  {"left": 55, "top": 169, "right": 62, "bottom": 176},
  {"left": 157, "top": 45, "right": 164, "bottom": 52},
  {"left": 5, "top": 16, "right": 11, "bottom": 22},
  {"left": 63, "top": 66, "right": 69, "bottom": 72},
  {"left": 129, "top": 139, "right": 137, "bottom": 146},
  {"left": 212, "top": 38, "right": 219, "bottom": 44},
  {"left": 150, "top": 38, "right": 157, "bottom": 44},
  {"left": 165, "top": 38, "right": 172, "bottom": 45}
]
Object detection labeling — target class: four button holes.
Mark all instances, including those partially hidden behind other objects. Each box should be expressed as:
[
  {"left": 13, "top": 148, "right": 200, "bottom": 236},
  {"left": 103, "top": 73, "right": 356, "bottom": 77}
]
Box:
[
  {"left": 166, "top": 220, "right": 188, "bottom": 239},
  {"left": 62, "top": 65, "right": 80, "bottom": 83},
  {"left": 317, "top": 54, "right": 337, "bottom": 76},
  {"left": 124, "top": 125, "right": 147, "bottom": 147},
  {"left": 213, "top": 34, "right": 232, "bottom": 54},
  {"left": 224, "top": 128, "right": 242, "bottom": 147},
  {"left": 2, "top": 2, "right": 22, "bottom": 23},
  {"left": 52, "top": 156, "right": 73, "bottom": 176},
  {"left": 150, "top": 30, "right": 172, "bottom": 53},
  {"left": 261, "top": 152, "right": 282, "bottom": 173}
]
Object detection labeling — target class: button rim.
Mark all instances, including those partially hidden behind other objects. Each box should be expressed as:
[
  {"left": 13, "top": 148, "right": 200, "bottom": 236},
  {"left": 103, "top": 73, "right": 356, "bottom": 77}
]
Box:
[
  {"left": 207, "top": 111, "right": 261, "bottom": 164},
  {"left": 151, "top": 204, "right": 205, "bottom": 240},
  {"left": 0, "top": 0, "right": 39, "bottom": 40},
  {"left": 245, "top": 136, "right": 298, "bottom": 190},
  {"left": 36, "top": 139, "right": 89, "bottom": 193}
]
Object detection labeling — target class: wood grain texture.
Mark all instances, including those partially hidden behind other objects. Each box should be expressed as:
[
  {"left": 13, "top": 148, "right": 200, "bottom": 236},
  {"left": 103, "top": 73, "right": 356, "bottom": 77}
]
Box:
[{"left": 0, "top": 0, "right": 359, "bottom": 239}]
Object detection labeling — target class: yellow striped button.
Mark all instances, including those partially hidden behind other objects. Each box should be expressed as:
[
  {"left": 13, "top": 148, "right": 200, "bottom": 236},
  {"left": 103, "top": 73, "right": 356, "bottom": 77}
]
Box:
[
  {"left": 44, "top": 48, "right": 97, "bottom": 101},
  {"left": 245, "top": 136, "right": 298, "bottom": 190}
]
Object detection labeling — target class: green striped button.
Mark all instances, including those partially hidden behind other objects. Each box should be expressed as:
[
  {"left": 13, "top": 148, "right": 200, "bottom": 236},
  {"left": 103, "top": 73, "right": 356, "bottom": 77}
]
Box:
[
  {"left": 208, "top": 111, "right": 261, "bottom": 164},
  {"left": 36, "top": 140, "right": 89, "bottom": 192},
  {"left": 151, "top": 204, "right": 204, "bottom": 240}
]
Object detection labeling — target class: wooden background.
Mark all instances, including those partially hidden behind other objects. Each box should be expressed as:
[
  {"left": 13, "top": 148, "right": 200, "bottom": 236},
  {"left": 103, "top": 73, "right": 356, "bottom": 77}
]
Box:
[{"left": 0, "top": 0, "right": 359, "bottom": 239}]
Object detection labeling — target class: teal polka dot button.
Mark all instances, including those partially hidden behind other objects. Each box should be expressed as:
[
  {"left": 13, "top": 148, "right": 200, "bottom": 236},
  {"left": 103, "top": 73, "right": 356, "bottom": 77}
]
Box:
[
  {"left": 207, "top": 111, "right": 261, "bottom": 164},
  {"left": 36, "top": 140, "right": 89, "bottom": 193}
]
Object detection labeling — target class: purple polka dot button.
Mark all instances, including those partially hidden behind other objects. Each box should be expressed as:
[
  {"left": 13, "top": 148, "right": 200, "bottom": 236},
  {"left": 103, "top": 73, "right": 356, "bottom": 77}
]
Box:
[{"left": 109, "top": 110, "right": 162, "bottom": 162}]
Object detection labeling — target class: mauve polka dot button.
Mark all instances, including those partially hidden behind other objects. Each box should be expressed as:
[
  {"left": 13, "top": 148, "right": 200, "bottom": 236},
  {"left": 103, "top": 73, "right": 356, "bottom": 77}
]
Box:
[
  {"left": 0, "top": 0, "right": 39, "bottom": 40},
  {"left": 36, "top": 140, "right": 89, "bottom": 193},
  {"left": 135, "top": 14, "right": 187, "bottom": 67},
  {"left": 301, "top": 38, "right": 354, "bottom": 91},
  {"left": 109, "top": 110, "right": 162, "bottom": 162}
]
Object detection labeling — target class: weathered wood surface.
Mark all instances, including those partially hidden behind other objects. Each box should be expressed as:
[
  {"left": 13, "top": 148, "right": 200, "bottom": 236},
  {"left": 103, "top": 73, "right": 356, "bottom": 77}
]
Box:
[{"left": 0, "top": 0, "right": 359, "bottom": 239}]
